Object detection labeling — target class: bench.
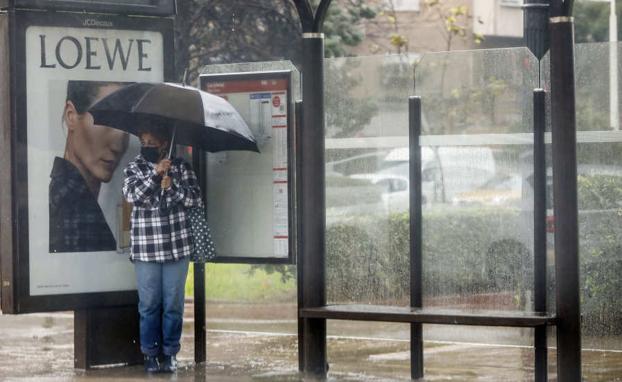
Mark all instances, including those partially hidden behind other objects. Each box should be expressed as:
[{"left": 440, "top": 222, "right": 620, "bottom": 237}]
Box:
[{"left": 300, "top": 304, "right": 556, "bottom": 327}]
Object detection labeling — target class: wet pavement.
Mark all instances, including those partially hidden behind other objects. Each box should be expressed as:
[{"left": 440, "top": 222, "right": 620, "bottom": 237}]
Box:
[{"left": 1, "top": 302, "right": 621, "bottom": 381}]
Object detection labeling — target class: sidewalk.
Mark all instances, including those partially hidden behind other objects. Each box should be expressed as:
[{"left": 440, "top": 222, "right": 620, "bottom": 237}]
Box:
[{"left": 1, "top": 302, "right": 621, "bottom": 381}]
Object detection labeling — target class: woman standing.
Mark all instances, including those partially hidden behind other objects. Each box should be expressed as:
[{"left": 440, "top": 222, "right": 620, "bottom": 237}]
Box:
[{"left": 122, "top": 125, "right": 202, "bottom": 373}]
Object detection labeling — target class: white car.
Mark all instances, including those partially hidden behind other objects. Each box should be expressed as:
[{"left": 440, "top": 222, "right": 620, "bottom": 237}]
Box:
[{"left": 347, "top": 146, "right": 498, "bottom": 213}]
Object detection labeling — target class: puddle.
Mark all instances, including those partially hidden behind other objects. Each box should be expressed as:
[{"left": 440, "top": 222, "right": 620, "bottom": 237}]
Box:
[{"left": 1, "top": 306, "right": 621, "bottom": 381}]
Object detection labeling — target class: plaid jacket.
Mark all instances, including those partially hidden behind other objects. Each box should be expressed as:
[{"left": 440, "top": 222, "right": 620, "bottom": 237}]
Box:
[{"left": 122, "top": 155, "right": 203, "bottom": 263}]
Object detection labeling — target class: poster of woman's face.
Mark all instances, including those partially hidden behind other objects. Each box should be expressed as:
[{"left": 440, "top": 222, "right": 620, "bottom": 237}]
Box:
[
  {"left": 25, "top": 24, "right": 164, "bottom": 296},
  {"left": 49, "top": 81, "right": 131, "bottom": 254}
]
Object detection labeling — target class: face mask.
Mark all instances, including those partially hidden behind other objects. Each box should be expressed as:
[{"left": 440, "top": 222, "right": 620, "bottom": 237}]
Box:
[{"left": 141, "top": 146, "right": 161, "bottom": 163}]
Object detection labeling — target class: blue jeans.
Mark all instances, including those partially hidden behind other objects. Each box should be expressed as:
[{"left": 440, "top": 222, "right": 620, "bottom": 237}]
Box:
[{"left": 134, "top": 257, "right": 189, "bottom": 357}]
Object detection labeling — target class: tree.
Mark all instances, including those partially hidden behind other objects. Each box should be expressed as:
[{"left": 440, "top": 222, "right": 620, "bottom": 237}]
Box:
[
  {"left": 324, "top": 59, "right": 380, "bottom": 138},
  {"left": 317, "top": 0, "right": 377, "bottom": 57},
  {"left": 423, "top": 0, "right": 483, "bottom": 51},
  {"left": 574, "top": 0, "right": 621, "bottom": 43},
  {"left": 359, "top": 0, "right": 484, "bottom": 55},
  {"left": 174, "top": 0, "right": 378, "bottom": 83},
  {"left": 174, "top": 0, "right": 301, "bottom": 83}
]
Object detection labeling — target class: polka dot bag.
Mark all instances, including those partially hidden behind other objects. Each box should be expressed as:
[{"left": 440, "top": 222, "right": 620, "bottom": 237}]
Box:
[{"left": 187, "top": 207, "right": 216, "bottom": 262}]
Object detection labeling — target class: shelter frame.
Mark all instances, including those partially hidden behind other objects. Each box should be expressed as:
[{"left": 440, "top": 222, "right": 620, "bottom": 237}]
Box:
[{"left": 291, "top": 0, "right": 582, "bottom": 381}]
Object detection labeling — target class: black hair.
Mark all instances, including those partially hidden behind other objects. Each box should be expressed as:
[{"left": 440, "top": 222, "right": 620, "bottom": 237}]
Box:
[
  {"left": 66, "top": 81, "right": 124, "bottom": 113},
  {"left": 136, "top": 119, "right": 172, "bottom": 142}
]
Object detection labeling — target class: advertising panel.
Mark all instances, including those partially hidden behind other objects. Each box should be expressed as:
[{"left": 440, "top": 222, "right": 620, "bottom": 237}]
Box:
[
  {"left": 0, "top": 11, "right": 174, "bottom": 313},
  {"left": 199, "top": 71, "right": 294, "bottom": 263}
]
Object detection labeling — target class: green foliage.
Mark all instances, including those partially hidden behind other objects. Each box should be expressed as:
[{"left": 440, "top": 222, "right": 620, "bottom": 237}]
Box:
[
  {"left": 326, "top": 207, "right": 525, "bottom": 304},
  {"left": 413, "top": 74, "right": 513, "bottom": 134},
  {"left": 582, "top": 244, "right": 622, "bottom": 335},
  {"left": 578, "top": 174, "right": 622, "bottom": 209},
  {"left": 326, "top": 224, "right": 389, "bottom": 302},
  {"left": 577, "top": 174, "right": 622, "bottom": 335},
  {"left": 578, "top": 143, "right": 622, "bottom": 167},
  {"left": 175, "top": 0, "right": 379, "bottom": 83},
  {"left": 374, "top": 4, "right": 409, "bottom": 54},
  {"left": 423, "top": 0, "right": 483, "bottom": 51},
  {"left": 174, "top": 0, "right": 302, "bottom": 83},
  {"left": 318, "top": 0, "right": 378, "bottom": 58},
  {"left": 378, "top": 60, "right": 416, "bottom": 97},
  {"left": 576, "top": 97, "right": 609, "bottom": 132},
  {"left": 320, "top": 3, "right": 382, "bottom": 139},
  {"left": 186, "top": 263, "right": 296, "bottom": 302},
  {"left": 322, "top": 175, "right": 622, "bottom": 335},
  {"left": 574, "top": 0, "right": 619, "bottom": 43},
  {"left": 325, "top": 59, "right": 379, "bottom": 138},
  {"left": 389, "top": 34, "right": 409, "bottom": 50},
  {"left": 252, "top": 264, "right": 296, "bottom": 283}
]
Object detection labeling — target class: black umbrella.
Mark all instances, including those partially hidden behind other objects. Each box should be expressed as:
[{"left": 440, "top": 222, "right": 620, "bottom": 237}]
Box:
[{"left": 88, "top": 82, "right": 259, "bottom": 153}]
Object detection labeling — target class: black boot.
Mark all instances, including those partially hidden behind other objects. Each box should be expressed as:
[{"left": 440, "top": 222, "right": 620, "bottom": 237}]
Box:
[
  {"left": 160, "top": 354, "right": 177, "bottom": 373},
  {"left": 144, "top": 355, "right": 160, "bottom": 373}
]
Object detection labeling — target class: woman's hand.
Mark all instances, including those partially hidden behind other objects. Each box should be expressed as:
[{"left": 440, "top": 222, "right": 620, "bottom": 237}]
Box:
[
  {"left": 161, "top": 175, "right": 172, "bottom": 189},
  {"left": 155, "top": 159, "right": 171, "bottom": 176}
]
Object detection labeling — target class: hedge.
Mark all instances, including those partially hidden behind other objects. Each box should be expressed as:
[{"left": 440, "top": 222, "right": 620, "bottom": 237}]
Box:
[
  {"left": 324, "top": 175, "right": 622, "bottom": 335},
  {"left": 326, "top": 206, "right": 527, "bottom": 305},
  {"left": 255, "top": 174, "right": 622, "bottom": 335}
]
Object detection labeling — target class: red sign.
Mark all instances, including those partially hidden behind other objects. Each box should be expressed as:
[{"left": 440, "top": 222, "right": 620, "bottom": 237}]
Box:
[{"left": 204, "top": 79, "right": 288, "bottom": 94}]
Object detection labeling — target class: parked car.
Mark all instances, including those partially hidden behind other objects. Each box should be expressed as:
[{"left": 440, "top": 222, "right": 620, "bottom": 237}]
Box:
[
  {"left": 325, "top": 171, "right": 388, "bottom": 225},
  {"left": 326, "top": 151, "right": 390, "bottom": 177},
  {"left": 344, "top": 146, "right": 498, "bottom": 213},
  {"left": 451, "top": 172, "right": 523, "bottom": 207}
]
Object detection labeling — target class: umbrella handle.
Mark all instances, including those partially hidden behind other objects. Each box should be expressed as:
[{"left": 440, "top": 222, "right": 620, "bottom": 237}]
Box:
[
  {"left": 182, "top": 69, "right": 188, "bottom": 87},
  {"left": 167, "top": 126, "right": 177, "bottom": 160},
  {"left": 160, "top": 126, "right": 177, "bottom": 212}
]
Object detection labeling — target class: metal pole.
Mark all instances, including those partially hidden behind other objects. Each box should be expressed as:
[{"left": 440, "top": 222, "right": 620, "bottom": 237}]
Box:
[
  {"left": 549, "top": 16, "right": 582, "bottom": 382},
  {"left": 193, "top": 151, "right": 207, "bottom": 364},
  {"left": 533, "top": 89, "right": 548, "bottom": 382},
  {"left": 295, "top": 100, "right": 305, "bottom": 372},
  {"left": 409, "top": 96, "right": 424, "bottom": 380},
  {"left": 193, "top": 263, "right": 206, "bottom": 363},
  {"left": 610, "top": 0, "right": 619, "bottom": 130},
  {"left": 300, "top": 32, "right": 327, "bottom": 377}
]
